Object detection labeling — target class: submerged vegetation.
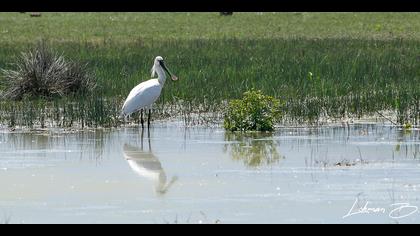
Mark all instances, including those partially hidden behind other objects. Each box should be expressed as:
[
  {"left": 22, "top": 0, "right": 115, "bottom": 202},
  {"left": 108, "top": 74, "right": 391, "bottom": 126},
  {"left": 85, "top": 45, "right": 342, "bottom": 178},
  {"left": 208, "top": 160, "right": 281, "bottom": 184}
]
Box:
[{"left": 0, "top": 13, "right": 419, "bottom": 129}]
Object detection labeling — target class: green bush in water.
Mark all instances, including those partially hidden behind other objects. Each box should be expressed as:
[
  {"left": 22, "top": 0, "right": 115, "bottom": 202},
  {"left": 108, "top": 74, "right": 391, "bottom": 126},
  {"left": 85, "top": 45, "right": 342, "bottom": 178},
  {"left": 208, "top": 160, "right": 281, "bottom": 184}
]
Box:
[{"left": 224, "top": 89, "right": 282, "bottom": 132}]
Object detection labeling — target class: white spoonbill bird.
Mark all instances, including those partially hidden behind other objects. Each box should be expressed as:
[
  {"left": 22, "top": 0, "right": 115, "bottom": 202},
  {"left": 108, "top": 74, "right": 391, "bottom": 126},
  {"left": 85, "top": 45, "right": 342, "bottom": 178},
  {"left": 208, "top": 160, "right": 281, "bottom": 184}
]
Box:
[{"left": 121, "top": 56, "right": 178, "bottom": 128}]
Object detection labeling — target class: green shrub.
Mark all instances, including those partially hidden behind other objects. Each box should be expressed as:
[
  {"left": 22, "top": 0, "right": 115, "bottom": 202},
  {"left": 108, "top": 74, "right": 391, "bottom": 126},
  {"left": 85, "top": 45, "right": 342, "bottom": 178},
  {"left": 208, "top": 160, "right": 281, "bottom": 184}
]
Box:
[
  {"left": 0, "top": 41, "right": 96, "bottom": 100},
  {"left": 224, "top": 89, "right": 282, "bottom": 131}
]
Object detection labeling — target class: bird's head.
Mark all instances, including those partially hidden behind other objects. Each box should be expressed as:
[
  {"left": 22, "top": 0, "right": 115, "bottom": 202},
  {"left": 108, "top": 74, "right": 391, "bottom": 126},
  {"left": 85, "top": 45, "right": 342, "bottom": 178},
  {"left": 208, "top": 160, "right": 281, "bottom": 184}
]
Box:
[
  {"left": 154, "top": 56, "right": 164, "bottom": 65},
  {"left": 152, "top": 56, "right": 178, "bottom": 81}
]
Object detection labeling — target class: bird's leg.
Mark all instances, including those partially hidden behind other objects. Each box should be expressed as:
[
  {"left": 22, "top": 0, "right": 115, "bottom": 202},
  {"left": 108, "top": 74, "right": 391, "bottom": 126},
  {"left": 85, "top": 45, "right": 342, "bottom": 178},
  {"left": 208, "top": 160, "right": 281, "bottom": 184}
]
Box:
[
  {"left": 147, "top": 109, "right": 151, "bottom": 129},
  {"left": 140, "top": 109, "right": 144, "bottom": 129},
  {"left": 147, "top": 126, "right": 151, "bottom": 151},
  {"left": 140, "top": 126, "right": 144, "bottom": 150}
]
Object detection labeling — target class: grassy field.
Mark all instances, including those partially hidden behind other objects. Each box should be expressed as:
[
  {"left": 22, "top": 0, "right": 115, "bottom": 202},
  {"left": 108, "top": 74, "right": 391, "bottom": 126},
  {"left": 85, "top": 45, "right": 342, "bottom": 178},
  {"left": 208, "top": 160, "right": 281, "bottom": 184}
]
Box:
[
  {"left": 1, "top": 12, "right": 420, "bottom": 42},
  {"left": 0, "top": 12, "right": 419, "bottom": 128}
]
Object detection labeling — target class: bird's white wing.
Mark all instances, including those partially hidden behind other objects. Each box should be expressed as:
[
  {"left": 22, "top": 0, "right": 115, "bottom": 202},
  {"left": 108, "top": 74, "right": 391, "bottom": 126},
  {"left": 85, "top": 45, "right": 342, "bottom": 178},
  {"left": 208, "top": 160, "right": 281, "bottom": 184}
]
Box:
[{"left": 122, "top": 79, "right": 162, "bottom": 116}]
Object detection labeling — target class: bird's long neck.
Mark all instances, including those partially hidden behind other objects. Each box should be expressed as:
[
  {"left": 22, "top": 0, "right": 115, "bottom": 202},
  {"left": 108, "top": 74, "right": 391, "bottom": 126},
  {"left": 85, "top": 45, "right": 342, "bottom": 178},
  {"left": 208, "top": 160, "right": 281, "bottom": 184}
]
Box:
[{"left": 155, "top": 65, "right": 166, "bottom": 85}]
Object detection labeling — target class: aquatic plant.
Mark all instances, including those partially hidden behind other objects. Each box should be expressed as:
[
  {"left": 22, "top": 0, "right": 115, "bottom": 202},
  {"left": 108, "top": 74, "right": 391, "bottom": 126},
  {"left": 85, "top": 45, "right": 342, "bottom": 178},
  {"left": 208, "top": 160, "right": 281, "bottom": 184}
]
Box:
[
  {"left": 0, "top": 41, "right": 96, "bottom": 100},
  {"left": 403, "top": 122, "right": 412, "bottom": 130},
  {"left": 224, "top": 89, "right": 282, "bottom": 131}
]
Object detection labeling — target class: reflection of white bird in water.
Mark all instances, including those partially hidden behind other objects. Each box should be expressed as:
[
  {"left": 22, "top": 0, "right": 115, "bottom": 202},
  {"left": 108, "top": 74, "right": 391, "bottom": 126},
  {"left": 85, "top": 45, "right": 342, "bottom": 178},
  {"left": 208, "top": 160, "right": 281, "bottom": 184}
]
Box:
[
  {"left": 121, "top": 56, "right": 178, "bottom": 128},
  {"left": 123, "top": 141, "right": 178, "bottom": 195}
]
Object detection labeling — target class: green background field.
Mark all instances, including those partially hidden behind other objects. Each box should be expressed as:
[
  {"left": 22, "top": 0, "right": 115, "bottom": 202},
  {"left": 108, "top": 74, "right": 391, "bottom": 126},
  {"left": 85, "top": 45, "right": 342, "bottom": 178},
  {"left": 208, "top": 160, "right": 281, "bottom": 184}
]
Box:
[{"left": 0, "top": 12, "right": 419, "bottom": 127}]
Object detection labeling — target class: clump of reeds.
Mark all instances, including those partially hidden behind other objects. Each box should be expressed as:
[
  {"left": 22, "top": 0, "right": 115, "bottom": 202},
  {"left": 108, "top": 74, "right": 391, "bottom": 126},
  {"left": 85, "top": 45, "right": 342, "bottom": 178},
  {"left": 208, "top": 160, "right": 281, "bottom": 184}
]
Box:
[{"left": 0, "top": 41, "right": 96, "bottom": 100}]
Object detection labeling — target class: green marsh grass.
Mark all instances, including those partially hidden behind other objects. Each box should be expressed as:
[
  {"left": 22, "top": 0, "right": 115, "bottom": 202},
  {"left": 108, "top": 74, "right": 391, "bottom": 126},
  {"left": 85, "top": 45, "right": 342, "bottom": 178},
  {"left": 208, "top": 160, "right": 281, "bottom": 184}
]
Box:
[{"left": 0, "top": 13, "right": 419, "bottom": 128}]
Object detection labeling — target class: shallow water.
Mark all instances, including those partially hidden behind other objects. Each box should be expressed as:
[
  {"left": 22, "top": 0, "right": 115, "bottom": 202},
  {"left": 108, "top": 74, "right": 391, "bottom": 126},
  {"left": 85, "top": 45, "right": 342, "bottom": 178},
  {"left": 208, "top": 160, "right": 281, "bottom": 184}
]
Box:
[{"left": 1, "top": 123, "right": 420, "bottom": 224}]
